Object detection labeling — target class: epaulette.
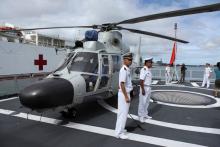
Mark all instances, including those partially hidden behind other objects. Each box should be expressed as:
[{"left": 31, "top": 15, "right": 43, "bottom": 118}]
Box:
[{"left": 124, "top": 67, "right": 127, "bottom": 70}]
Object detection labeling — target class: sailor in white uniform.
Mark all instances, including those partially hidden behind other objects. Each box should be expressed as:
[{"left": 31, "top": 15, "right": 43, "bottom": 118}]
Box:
[
  {"left": 115, "top": 52, "right": 133, "bottom": 139},
  {"left": 202, "top": 63, "right": 212, "bottom": 88},
  {"left": 138, "top": 57, "right": 153, "bottom": 123},
  {"left": 165, "top": 64, "right": 171, "bottom": 84}
]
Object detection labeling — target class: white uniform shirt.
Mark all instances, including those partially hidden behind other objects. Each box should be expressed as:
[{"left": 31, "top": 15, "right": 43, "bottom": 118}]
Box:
[
  {"left": 119, "top": 65, "right": 133, "bottom": 92},
  {"left": 140, "top": 66, "right": 152, "bottom": 86},
  {"left": 165, "top": 66, "right": 170, "bottom": 74},
  {"left": 204, "top": 67, "right": 212, "bottom": 76}
]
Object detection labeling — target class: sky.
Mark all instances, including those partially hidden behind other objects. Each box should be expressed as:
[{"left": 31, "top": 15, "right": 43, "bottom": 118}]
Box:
[{"left": 1, "top": 0, "right": 220, "bottom": 65}]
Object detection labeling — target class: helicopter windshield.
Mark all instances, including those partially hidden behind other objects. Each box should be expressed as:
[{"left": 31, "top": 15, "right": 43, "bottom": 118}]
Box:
[
  {"left": 54, "top": 53, "right": 75, "bottom": 72},
  {"left": 69, "top": 52, "right": 98, "bottom": 73}
]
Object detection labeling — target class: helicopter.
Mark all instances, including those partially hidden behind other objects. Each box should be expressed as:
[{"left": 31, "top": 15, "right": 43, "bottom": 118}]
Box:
[{"left": 2, "top": 3, "right": 220, "bottom": 117}]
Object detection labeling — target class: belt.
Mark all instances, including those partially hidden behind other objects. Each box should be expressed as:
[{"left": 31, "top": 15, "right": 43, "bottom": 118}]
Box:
[{"left": 118, "top": 88, "right": 133, "bottom": 92}]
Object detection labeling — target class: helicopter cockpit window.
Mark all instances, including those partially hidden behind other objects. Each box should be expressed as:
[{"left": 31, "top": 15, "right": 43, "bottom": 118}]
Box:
[
  {"left": 98, "top": 76, "right": 109, "bottom": 89},
  {"left": 112, "top": 55, "right": 121, "bottom": 72},
  {"left": 69, "top": 52, "right": 98, "bottom": 73},
  {"left": 102, "top": 55, "right": 109, "bottom": 74},
  {"left": 98, "top": 55, "right": 110, "bottom": 89},
  {"left": 81, "top": 74, "right": 98, "bottom": 92},
  {"left": 103, "top": 57, "right": 108, "bottom": 66}
]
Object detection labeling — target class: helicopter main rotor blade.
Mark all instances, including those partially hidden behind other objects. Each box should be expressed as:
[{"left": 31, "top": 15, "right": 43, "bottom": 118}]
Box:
[
  {"left": 118, "top": 27, "right": 188, "bottom": 43},
  {"left": 117, "top": 3, "right": 220, "bottom": 24},
  {"left": 0, "top": 25, "right": 98, "bottom": 32}
]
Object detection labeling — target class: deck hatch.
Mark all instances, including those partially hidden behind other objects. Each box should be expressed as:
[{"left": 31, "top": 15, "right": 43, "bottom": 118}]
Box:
[{"left": 151, "top": 91, "right": 215, "bottom": 105}]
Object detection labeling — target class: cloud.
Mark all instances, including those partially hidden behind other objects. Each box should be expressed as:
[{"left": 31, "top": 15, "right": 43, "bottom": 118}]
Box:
[{"left": 1, "top": 0, "right": 220, "bottom": 65}]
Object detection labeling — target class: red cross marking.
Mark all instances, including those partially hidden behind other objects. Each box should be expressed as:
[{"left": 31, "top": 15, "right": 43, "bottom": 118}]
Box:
[{"left": 34, "top": 54, "right": 47, "bottom": 70}]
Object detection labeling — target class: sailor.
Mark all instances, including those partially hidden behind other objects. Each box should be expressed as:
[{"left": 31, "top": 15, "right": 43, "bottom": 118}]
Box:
[
  {"left": 202, "top": 63, "right": 212, "bottom": 88},
  {"left": 165, "top": 64, "right": 171, "bottom": 84},
  {"left": 138, "top": 57, "right": 153, "bottom": 123},
  {"left": 115, "top": 52, "right": 133, "bottom": 139}
]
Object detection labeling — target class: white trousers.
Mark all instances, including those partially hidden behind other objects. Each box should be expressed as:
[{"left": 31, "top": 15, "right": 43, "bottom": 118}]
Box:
[
  {"left": 115, "top": 91, "right": 130, "bottom": 136},
  {"left": 138, "top": 87, "right": 151, "bottom": 117},
  {"left": 202, "top": 74, "right": 210, "bottom": 88}
]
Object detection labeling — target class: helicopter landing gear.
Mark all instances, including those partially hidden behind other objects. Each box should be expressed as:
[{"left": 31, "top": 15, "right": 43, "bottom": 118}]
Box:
[{"left": 60, "top": 107, "right": 77, "bottom": 118}]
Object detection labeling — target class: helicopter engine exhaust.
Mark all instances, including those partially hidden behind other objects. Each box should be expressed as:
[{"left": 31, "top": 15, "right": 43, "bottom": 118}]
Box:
[{"left": 19, "top": 78, "right": 74, "bottom": 110}]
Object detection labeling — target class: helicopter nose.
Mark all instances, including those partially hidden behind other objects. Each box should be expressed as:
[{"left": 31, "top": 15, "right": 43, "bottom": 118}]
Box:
[{"left": 19, "top": 78, "right": 74, "bottom": 110}]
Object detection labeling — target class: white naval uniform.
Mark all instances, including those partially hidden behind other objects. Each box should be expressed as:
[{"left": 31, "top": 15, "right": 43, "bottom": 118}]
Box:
[
  {"left": 115, "top": 65, "right": 133, "bottom": 137},
  {"left": 138, "top": 66, "right": 152, "bottom": 118},
  {"left": 165, "top": 66, "right": 171, "bottom": 84},
  {"left": 202, "top": 67, "right": 212, "bottom": 88}
]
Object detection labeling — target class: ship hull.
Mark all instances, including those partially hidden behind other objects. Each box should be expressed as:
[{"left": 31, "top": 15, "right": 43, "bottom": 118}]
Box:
[{"left": 0, "top": 40, "right": 66, "bottom": 75}]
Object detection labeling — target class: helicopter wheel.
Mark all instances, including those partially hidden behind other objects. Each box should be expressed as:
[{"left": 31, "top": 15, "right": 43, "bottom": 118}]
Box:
[{"left": 60, "top": 107, "right": 77, "bottom": 118}]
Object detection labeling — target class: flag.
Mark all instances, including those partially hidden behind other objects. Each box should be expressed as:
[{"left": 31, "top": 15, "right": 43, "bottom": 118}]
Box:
[{"left": 169, "top": 42, "right": 176, "bottom": 65}]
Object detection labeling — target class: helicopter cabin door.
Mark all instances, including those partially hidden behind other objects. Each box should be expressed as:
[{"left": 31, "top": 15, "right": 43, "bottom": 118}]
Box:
[{"left": 95, "top": 54, "right": 112, "bottom": 91}]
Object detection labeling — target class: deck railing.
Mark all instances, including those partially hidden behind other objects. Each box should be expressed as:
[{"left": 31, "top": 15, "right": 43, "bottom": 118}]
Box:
[
  {"left": 0, "top": 73, "right": 49, "bottom": 97},
  {"left": 0, "top": 67, "right": 217, "bottom": 97},
  {"left": 131, "top": 66, "right": 216, "bottom": 82}
]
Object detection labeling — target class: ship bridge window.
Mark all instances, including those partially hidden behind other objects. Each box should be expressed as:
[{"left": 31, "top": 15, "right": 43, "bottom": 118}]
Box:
[{"left": 70, "top": 52, "right": 98, "bottom": 73}]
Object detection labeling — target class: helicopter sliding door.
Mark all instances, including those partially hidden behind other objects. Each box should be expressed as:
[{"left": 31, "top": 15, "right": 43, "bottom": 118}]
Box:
[
  {"left": 95, "top": 54, "right": 121, "bottom": 95},
  {"left": 97, "top": 54, "right": 111, "bottom": 90},
  {"left": 94, "top": 54, "right": 121, "bottom": 92},
  {"left": 110, "top": 55, "right": 121, "bottom": 94}
]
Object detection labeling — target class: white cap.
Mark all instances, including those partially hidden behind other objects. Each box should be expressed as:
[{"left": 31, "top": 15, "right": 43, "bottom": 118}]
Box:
[
  {"left": 123, "top": 52, "right": 133, "bottom": 59},
  {"left": 144, "top": 57, "right": 153, "bottom": 61}
]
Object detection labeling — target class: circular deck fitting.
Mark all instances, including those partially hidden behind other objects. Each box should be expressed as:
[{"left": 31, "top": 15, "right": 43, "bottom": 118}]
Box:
[{"left": 151, "top": 91, "right": 215, "bottom": 106}]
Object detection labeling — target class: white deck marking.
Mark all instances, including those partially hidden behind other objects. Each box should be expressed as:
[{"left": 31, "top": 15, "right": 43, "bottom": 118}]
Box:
[
  {"left": 191, "top": 82, "right": 200, "bottom": 87},
  {"left": 170, "top": 81, "right": 178, "bottom": 84},
  {"left": 152, "top": 80, "right": 158, "bottom": 85},
  {"left": 98, "top": 100, "right": 220, "bottom": 135},
  {"left": 0, "top": 97, "right": 18, "bottom": 103},
  {"left": 0, "top": 108, "right": 207, "bottom": 147}
]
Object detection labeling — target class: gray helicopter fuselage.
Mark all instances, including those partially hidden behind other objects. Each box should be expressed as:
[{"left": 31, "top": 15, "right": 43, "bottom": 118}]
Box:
[
  {"left": 52, "top": 48, "right": 122, "bottom": 104},
  {"left": 19, "top": 31, "right": 130, "bottom": 111}
]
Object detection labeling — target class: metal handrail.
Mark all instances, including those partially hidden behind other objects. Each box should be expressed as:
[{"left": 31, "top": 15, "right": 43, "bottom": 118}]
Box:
[{"left": 131, "top": 67, "right": 216, "bottom": 82}]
